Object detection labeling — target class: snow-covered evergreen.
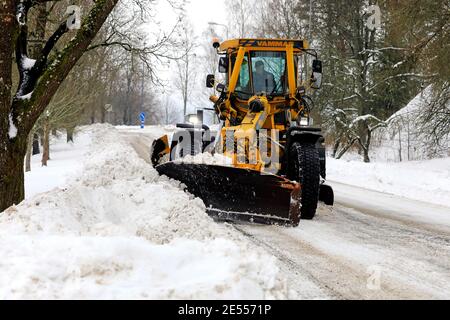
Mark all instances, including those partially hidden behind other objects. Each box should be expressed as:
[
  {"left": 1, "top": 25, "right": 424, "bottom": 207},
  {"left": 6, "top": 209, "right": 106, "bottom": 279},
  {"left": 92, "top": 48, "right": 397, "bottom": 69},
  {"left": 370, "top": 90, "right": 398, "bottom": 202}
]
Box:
[{"left": 372, "top": 86, "right": 450, "bottom": 162}]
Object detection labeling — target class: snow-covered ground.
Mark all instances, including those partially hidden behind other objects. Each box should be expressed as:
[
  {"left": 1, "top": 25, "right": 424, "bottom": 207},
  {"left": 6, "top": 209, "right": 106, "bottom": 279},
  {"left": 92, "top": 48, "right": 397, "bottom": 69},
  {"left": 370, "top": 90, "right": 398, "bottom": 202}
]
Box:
[
  {"left": 25, "top": 130, "right": 91, "bottom": 199},
  {"left": 327, "top": 157, "right": 450, "bottom": 207},
  {"left": 1, "top": 124, "right": 291, "bottom": 299}
]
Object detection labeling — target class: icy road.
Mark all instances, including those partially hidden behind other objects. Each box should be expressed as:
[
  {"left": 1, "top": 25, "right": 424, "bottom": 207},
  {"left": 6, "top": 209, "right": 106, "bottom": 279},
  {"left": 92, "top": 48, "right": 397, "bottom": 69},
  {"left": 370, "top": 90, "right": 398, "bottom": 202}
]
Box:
[{"left": 120, "top": 126, "right": 450, "bottom": 300}]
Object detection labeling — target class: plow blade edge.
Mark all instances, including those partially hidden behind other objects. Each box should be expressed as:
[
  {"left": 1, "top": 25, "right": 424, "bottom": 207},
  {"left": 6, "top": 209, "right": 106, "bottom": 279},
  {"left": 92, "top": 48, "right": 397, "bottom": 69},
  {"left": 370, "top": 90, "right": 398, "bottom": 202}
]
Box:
[{"left": 155, "top": 162, "right": 301, "bottom": 226}]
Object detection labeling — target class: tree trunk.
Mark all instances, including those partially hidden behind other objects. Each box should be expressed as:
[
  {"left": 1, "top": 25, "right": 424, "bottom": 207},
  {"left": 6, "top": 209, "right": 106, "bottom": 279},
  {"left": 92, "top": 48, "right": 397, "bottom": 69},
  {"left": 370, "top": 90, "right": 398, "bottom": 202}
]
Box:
[
  {"left": 0, "top": 138, "right": 27, "bottom": 212},
  {"left": 40, "top": 130, "right": 44, "bottom": 146},
  {"left": 362, "top": 147, "right": 370, "bottom": 163},
  {"left": 357, "top": 139, "right": 371, "bottom": 163},
  {"left": 165, "top": 105, "right": 169, "bottom": 125},
  {"left": 42, "top": 120, "right": 50, "bottom": 166},
  {"left": 407, "top": 120, "right": 411, "bottom": 161},
  {"left": 25, "top": 132, "right": 33, "bottom": 172},
  {"left": 335, "top": 137, "right": 357, "bottom": 159},
  {"left": 363, "top": 129, "right": 371, "bottom": 163},
  {"left": 0, "top": 0, "right": 19, "bottom": 212},
  {"left": 66, "top": 127, "right": 74, "bottom": 143},
  {"left": 32, "top": 133, "right": 40, "bottom": 155},
  {"left": 100, "top": 106, "right": 106, "bottom": 123},
  {"left": 332, "top": 138, "right": 340, "bottom": 158},
  {"left": 183, "top": 57, "right": 189, "bottom": 117}
]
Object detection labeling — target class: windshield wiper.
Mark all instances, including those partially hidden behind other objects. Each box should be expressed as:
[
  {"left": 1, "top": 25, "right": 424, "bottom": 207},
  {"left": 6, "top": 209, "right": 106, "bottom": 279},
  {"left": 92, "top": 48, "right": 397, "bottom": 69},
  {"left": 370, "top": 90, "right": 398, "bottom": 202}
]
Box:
[
  {"left": 234, "top": 89, "right": 252, "bottom": 95},
  {"left": 268, "top": 80, "right": 281, "bottom": 97}
]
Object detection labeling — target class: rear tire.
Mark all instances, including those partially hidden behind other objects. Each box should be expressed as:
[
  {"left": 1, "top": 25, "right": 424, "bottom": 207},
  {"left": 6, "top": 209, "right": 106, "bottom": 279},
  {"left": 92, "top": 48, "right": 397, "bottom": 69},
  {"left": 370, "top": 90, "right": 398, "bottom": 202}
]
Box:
[{"left": 288, "top": 142, "right": 320, "bottom": 219}]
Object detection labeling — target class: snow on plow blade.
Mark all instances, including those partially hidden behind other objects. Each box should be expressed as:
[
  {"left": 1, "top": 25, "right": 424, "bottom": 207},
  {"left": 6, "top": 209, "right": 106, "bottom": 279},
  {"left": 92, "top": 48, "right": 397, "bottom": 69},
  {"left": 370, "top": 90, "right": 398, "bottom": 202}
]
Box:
[{"left": 156, "top": 162, "right": 302, "bottom": 226}]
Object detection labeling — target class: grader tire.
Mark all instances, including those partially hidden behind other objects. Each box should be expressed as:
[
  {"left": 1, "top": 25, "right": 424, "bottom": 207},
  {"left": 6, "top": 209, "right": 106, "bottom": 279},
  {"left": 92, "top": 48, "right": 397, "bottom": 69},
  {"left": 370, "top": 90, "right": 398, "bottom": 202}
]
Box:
[{"left": 289, "top": 142, "right": 320, "bottom": 219}]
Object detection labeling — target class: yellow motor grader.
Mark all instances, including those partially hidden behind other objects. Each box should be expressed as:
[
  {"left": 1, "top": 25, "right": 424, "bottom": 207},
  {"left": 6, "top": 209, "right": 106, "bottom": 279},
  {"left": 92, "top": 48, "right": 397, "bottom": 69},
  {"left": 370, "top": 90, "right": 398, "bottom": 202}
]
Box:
[{"left": 151, "top": 38, "right": 334, "bottom": 226}]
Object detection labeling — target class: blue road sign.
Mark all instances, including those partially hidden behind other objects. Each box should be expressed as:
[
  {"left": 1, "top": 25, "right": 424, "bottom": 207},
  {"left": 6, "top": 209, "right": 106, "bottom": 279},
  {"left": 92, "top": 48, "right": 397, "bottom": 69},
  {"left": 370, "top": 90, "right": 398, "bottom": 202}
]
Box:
[{"left": 139, "top": 112, "right": 145, "bottom": 129}]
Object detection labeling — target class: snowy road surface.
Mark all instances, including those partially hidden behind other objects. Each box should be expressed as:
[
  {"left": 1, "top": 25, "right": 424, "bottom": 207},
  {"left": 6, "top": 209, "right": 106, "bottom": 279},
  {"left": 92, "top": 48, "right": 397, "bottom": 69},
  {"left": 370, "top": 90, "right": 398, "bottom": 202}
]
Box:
[{"left": 119, "top": 126, "right": 450, "bottom": 299}]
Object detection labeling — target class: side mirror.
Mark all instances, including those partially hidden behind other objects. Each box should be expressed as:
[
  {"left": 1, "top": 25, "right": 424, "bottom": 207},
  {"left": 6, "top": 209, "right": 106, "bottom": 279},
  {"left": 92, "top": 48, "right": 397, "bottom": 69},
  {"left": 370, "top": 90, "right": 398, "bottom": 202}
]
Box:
[
  {"left": 218, "top": 56, "right": 228, "bottom": 73},
  {"left": 311, "top": 59, "right": 322, "bottom": 89},
  {"left": 206, "top": 74, "right": 215, "bottom": 88},
  {"left": 212, "top": 38, "right": 220, "bottom": 49}
]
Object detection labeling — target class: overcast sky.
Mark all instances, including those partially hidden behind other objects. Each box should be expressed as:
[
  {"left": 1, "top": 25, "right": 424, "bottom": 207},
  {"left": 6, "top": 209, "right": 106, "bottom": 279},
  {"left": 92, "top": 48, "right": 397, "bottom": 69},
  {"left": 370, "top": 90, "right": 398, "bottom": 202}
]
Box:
[
  {"left": 155, "top": 0, "right": 228, "bottom": 39},
  {"left": 148, "top": 0, "right": 229, "bottom": 122}
]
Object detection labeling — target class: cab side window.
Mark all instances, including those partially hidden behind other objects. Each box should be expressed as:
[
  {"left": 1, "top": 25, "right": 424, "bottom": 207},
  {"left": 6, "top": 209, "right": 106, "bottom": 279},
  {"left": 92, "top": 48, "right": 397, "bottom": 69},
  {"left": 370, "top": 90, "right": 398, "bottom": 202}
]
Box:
[{"left": 230, "top": 53, "right": 252, "bottom": 99}]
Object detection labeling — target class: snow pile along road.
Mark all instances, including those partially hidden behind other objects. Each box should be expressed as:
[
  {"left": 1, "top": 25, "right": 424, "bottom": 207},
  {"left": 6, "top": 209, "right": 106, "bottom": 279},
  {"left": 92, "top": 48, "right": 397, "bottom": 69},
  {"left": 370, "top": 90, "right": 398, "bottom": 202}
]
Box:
[{"left": 0, "top": 124, "right": 291, "bottom": 299}]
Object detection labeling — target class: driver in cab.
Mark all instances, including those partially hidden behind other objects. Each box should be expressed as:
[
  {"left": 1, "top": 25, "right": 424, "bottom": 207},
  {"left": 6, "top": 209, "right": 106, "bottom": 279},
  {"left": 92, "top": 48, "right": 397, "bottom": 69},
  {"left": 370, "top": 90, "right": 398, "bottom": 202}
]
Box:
[{"left": 253, "top": 60, "right": 275, "bottom": 93}]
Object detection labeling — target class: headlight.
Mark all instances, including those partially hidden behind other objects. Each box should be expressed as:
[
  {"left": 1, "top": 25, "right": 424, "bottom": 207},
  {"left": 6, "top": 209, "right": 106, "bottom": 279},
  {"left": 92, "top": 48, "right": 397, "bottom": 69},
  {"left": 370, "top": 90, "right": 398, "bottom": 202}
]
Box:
[
  {"left": 187, "top": 114, "right": 199, "bottom": 124},
  {"left": 298, "top": 117, "right": 309, "bottom": 126}
]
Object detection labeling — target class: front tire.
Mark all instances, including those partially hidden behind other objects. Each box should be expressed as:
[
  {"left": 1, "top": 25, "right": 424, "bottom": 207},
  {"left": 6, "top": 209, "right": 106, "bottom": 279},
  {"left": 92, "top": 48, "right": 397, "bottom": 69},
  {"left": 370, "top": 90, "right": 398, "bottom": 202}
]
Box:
[{"left": 288, "top": 142, "right": 320, "bottom": 219}]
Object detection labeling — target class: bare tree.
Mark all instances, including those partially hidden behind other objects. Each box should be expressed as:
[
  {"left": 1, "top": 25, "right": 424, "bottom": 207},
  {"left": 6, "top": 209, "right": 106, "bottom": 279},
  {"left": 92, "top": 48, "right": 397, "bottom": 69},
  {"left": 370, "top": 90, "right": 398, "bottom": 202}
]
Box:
[
  {"left": 0, "top": 0, "right": 186, "bottom": 211},
  {"left": 161, "top": 95, "right": 181, "bottom": 124},
  {"left": 1, "top": 0, "right": 121, "bottom": 211},
  {"left": 417, "top": 84, "right": 450, "bottom": 158},
  {"left": 226, "top": 0, "right": 256, "bottom": 38},
  {"left": 252, "top": 0, "right": 306, "bottom": 38},
  {"left": 174, "top": 18, "right": 196, "bottom": 118}
]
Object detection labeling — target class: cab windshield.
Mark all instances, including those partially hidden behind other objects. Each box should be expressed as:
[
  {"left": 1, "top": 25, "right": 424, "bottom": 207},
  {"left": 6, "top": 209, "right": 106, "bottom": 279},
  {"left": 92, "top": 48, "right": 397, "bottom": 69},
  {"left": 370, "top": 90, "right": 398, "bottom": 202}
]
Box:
[
  {"left": 250, "top": 51, "right": 286, "bottom": 96},
  {"left": 233, "top": 51, "right": 287, "bottom": 99}
]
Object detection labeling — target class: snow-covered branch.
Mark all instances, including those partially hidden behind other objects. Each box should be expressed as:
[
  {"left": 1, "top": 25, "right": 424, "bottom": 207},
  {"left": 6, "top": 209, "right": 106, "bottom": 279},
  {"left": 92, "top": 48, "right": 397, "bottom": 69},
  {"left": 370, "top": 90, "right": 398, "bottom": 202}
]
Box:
[{"left": 367, "top": 73, "right": 432, "bottom": 93}]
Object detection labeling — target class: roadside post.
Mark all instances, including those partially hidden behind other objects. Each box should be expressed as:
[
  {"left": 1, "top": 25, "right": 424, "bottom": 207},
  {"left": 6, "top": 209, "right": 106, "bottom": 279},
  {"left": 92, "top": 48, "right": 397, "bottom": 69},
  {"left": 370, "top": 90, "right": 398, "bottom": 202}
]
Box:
[{"left": 139, "top": 112, "right": 146, "bottom": 129}]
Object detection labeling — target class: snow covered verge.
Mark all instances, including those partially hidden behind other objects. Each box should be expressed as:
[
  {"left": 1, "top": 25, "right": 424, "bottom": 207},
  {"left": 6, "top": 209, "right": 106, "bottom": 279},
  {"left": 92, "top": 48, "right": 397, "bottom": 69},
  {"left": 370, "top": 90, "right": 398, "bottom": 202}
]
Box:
[
  {"left": 25, "top": 129, "right": 91, "bottom": 199},
  {"left": 327, "top": 157, "right": 450, "bottom": 207},
  {"left": 0, "top": 124, "right": 292, "bottom": 299}
]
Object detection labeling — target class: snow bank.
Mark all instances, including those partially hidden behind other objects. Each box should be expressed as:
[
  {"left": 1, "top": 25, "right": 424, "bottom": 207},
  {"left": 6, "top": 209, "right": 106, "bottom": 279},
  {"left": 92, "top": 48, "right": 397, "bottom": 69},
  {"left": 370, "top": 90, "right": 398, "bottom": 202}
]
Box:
[
  {"left": 0, "top": 124, "right": 290, "bottom": 299},
  {"left": 116, "top": 124, "right": 232, "bottom": 166},
  {"left": 327, "top": 157, "right": 450, "bottom": 207},
  {"left": 115, "top": 124, "right": 178, "bottom": 137},
  {"left": 0, "top": 234, "right": 284, "bottom": 299}
]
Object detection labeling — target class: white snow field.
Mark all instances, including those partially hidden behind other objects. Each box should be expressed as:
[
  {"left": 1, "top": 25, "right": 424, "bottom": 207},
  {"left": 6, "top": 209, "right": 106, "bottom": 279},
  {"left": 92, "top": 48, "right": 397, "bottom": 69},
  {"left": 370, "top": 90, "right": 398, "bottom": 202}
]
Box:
[{"left": 0, "top": 125, "right": 292, "bottom": 299}]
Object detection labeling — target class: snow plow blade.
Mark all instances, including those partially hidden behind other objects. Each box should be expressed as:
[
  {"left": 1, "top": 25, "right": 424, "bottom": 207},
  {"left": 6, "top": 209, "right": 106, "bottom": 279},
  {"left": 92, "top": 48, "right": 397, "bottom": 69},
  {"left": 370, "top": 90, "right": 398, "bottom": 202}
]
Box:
[{"left": 156, "top": 162, "right": 301, "bottom": 226}]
